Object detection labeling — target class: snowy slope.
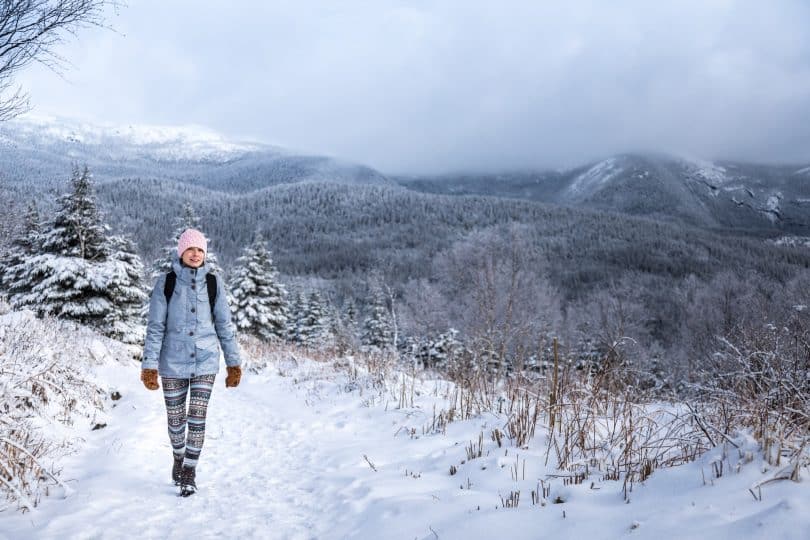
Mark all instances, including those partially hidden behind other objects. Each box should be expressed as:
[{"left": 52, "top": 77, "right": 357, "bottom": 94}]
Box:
[
  {"left": 399, "top": 154, "right": 810, "bottom": 235},
  {"left": 565, "top": 157, "right": 624, "bottom": 200},
  {"left": 0, "top": 115, "right": 393, "bottom": 193},
  {"left": 0, "top": 322, "right": 807, "bottom": 540},
  {"left": 4, "top": 114, "right": 267, "bottom": 163}
]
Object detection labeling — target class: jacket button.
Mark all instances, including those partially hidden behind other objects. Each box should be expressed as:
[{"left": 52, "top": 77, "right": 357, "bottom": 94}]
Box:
[
  {"left": 191, "top": 308, "right": 196, "bottom": 313},
  {"left": 192, "top": 284, "right": 196, "bottom": 290},
  {"left": 189, "top": 331, "right": 194, "bottom": 336},
  {"left": 191, "top": 352, "right": 195, "bottom": 357}
]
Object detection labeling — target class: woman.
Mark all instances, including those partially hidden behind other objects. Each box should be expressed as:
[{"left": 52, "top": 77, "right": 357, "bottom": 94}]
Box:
[{"left": 140, "top": 228, "right": 242, "bottom": 497}]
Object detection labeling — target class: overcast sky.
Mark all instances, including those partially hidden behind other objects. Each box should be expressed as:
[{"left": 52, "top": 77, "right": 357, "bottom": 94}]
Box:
[{"left": 18, "top": 0, "right": 810, "bottom": 174}]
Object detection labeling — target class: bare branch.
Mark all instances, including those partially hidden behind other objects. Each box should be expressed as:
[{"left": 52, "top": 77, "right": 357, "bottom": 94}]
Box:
[{"left": 0, "top": 0, "right": 113, "bottom": 119}]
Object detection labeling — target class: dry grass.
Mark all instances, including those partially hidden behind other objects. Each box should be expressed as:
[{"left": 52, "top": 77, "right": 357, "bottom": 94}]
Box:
[
  {"left": 0, "top": 312, "right": 106, "bottom": 512},
  {"left": 247, "top": 324, "right": 809, "bottom": 500}
]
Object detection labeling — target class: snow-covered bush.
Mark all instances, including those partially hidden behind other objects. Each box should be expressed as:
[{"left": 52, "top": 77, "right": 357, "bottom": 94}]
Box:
[
  {"left": 693, "top": 315, "right": 810, "bottom": 478},
  {"left": 0, "top": 311, "right": 107, "bottom": 512}
]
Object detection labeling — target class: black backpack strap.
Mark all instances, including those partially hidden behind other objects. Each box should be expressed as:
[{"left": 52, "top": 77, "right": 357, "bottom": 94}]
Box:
[
  {"left": 163, "top": 271, "right": 177, "bottom": 305},
  {"left": 206, "top": 273, "right": 218, "bottom": 320}
]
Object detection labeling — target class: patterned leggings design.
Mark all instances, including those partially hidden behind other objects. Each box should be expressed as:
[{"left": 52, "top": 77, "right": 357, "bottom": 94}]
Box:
[{"left": 161, "top": 374, "right": 216, "bottom": 468}]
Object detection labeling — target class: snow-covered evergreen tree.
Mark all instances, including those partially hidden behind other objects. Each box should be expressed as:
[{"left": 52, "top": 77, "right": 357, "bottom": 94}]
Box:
[
  {"left": 299, "top": 291, "right": 331, "bottom": 347},
  {"left": 40, "top": 165, "right": 107, "bottom": 260},
  {"left": 229, "top": 234, "right": 288, "bottom": 340},
  {"left": 331, "top": 303, "right": 358, "bottom": 354},
  {"left": 333, "top": 299, "right": 360, "bottom": 352},
  {"left": 106, "top": 235, "right": 149, "bottom": 343},
  {"left": 288, "top": 290, "right": 332, "bottom": 347},
  {"left": 344, "top": 299, "right": 358, "bottom": 328},
  {"left": 9, "top": 166, "right": 147, "bottom": 340},
  {"left": 428, "top": 328, "right": 462, "bottom": 369},
  {"left": 0, "top": 201, "right": 40, "bottom": 296},
  {"left": 287, "top": 291, "right": 308, "bottom": 344},
  {"left": 361, "top": 287, "right": 393, "bottom": 350}
]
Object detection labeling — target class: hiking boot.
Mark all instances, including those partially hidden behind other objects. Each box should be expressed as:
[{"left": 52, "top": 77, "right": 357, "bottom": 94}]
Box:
[
  {"left": 172, "top": 455, "right": 184, "bottom": 485},
  {"left": 179, "top": 466, "right": 197, "bottom": 497}
]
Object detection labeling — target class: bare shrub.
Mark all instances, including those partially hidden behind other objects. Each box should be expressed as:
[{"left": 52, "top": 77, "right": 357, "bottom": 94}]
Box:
[
  {"left": 691, "top": 308, "right": 810, "bottom": 477},
  {"left": 0, "top": 312, "right": 105, "bottom": 511}
]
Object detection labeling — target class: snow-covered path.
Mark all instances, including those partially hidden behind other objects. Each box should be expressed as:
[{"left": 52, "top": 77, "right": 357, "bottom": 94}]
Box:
[
  {"left": 1, "top": 365, "right": 360, "bottom": 540},
  {"left": 1, "top": 357, "right": 808, "bottom": 540}
]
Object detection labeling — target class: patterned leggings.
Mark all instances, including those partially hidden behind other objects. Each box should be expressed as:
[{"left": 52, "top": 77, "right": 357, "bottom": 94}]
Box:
[{"left": 161, "top": 374, "right": 216, "bottom": 469}]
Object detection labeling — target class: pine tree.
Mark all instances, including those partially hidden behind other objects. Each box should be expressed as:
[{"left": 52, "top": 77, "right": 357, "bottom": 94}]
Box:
[
  {"left": 10, "top": 166, "right": 147, "bottom": 340},
  {"left": 106, "top": 235, "right": 149, "bottom": 343},
  {"left": 288, "top": 290, "right": 330, "bottom": 347},
  {"left": 298, "top": 291, "right": 331, "bottom": 347},
  {"left": 288, "top": 291, "right": 308, "bottom": 344},
  {"left": 431, "top": 328, "right": 461, "bottom": 369},
  {"left": 0, "top": 201, "right": 40, "bottom": 296},
  {"left": 361, "top": 287, "right": 393, "bottom": 350},
  {"left": 333, "top": 299, "right": 360, "bottom": 352},
  {"left": 229, "top": 234, "right": 288, "bottom": 340},
  {"left": 40, "top": 165, "right": 107, "bottom": 260}
]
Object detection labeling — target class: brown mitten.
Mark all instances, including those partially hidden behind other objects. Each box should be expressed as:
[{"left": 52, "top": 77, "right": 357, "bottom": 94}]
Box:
[
  {"left": 140, "top": 369, "right": 159, "bottom": 390},
  {"left": 225, "top": 365, "right": 242, "bottom": 388}
]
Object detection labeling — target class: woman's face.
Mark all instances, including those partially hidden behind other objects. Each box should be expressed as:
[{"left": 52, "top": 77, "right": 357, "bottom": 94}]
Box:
[{"left": 181, "top": 247, "right": 206, "bottom": 268}]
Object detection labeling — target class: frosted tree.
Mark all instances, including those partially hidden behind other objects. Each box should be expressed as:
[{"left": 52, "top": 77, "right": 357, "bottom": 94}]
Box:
[
  {"left": 361, "top": 286, "right": 393, "bottom": 350},
  {"left": 40, "top": 165, "right": 107, "bottom": 260},
  {"left": 0, "top": 201, "right": 40, "bottom": 296},
  {"left": 106, "top": 235, "right": 149, "bottom": 343},
  {"left": 344, "top": 299, "right": 358, "bottom": 328},
  {"left": 10, "top": 166, "right": 146, "bottom": 340},
  {"left": 418, "top": 328, "right": 462, "bottom": 369},
  {"left": 299, "top": 291, "right": 332, "bottom": 347},
  {"left": 288, "top": 290, "right": 331, "bottom": 347},
  {"left": 287, "top": 291, "right": 308, "bottom": 344},
  {"left": 229, "top": 234, "right": 288, "bottom": 340},
  {"left": 331, "top": 303, "right": 359, "bottom": 354}
]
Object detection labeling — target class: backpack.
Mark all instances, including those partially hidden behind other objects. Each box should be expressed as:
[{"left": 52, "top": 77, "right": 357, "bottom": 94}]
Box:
[{"left": 164, "top": 271, "right": 218, "bottom": 321}]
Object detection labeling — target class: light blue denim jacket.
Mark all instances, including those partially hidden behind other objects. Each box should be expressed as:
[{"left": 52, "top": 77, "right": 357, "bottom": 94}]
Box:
[{"left": 142, "top": 257, "right": 240, "bottom": 378}]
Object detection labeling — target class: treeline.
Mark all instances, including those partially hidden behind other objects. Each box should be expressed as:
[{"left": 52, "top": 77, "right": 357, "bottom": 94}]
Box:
[
  {"left": 92, "top": 176, "right": 810, "bottom": 288},
  {"left": 2, "top": 166, "right": 809, "bottom": 389}
]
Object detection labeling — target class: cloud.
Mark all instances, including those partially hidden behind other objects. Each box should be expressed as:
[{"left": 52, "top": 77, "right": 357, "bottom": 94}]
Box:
[{"left": 17, "top": 0, "right": 810, "bottom": 173}]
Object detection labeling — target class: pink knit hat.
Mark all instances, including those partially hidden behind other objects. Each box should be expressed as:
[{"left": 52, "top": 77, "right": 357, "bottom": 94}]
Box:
[{"left": 177, "top": 228, "right": 208, "bottom": 256}]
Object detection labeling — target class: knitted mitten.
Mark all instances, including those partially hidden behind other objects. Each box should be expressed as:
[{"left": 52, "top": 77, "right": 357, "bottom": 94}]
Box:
[
  {"left": 225, "top": 365, "right": 242, "bottom": 388},
  {"left": 140, "top": 369, "right": 159, "bottom": 390}
]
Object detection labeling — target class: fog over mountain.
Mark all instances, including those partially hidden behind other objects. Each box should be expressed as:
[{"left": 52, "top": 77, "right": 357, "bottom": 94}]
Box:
[
  {"left": 397, "top": 154, "right": 810, "bottom": 235},
  {"left": 0, "top": 116, "right": 391, "bottom": 195},
  {"left": 3, "top": 116, "right": 808, "bottom": 238}
]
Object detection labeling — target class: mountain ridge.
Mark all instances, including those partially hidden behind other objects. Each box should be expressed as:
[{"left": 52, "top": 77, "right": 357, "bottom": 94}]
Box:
[{"left": 1, "top": 116, "right": 808, "bottom": 235}]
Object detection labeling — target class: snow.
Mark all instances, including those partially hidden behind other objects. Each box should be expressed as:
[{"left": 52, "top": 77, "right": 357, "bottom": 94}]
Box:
[
  {"left": 567, "top": 158, "right": 622, "bottom": 198},
  {"left": 770, "top": 236, "right": 810, "bottom": 248},
  {"left": 688, "top": 159, "right": 728, "bottom": 185},
  {"left": 0, "top": 322, "right": 808, "bottom": 539},
  {"left": 765, "top": 193, "right": 782, "bottom": 222},
  {"left": 4, "top": 114, "right": 269, "bottom": 163}
]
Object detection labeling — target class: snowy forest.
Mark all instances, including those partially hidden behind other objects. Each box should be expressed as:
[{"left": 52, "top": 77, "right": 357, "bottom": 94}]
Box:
[
  {"left": 0, "top": 0, "right": 809, "bottom": 537},
  {"left": 1, "top": 158, "right": 808, "bottom": 537}
]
